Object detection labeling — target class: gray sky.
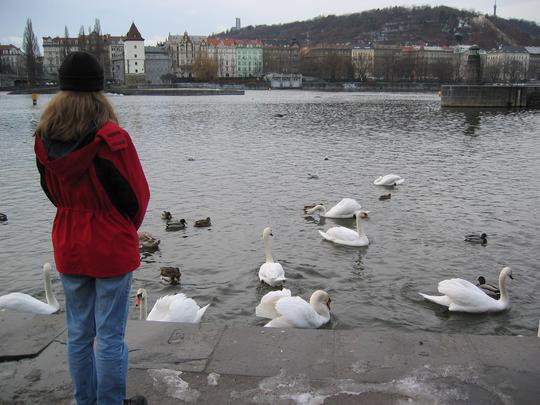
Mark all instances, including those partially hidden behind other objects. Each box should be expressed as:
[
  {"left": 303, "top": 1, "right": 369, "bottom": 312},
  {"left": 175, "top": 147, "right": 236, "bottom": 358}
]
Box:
[{"left": 1, "top": 0, "right": 539, "bottom": 50}]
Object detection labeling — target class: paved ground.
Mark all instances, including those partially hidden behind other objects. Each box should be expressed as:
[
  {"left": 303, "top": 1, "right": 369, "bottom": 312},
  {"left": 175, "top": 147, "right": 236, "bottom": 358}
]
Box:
[{"left": 1, "top": 312, "right": 539, "bottom": 404}]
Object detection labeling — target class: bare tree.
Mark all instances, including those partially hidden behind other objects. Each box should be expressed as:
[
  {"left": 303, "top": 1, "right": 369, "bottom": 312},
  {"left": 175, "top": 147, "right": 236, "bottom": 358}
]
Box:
[
  {"left": 90, "top": 19, "right": 105, "bottom": 63},
  {"left": 23, "top": 18, "right": 41, "bottom": 85},
  {"left": 78, "top": 25, "right": 87, "bottom": 52},
  {"left": 192, "top": 55, "right": 219, "bottom": 81},
  {"left": 505, "top": 59, "right": 526, "bottom": 83},
  {"left": 483, "top": 63, "right": 501, "bottom": 83},
  {"left": 61, "top": 26, "right": 71, "bottom": 61}
]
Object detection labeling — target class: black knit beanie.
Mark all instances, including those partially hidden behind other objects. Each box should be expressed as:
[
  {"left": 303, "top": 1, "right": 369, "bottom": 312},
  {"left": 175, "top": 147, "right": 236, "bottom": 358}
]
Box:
[{"left": 58, "top": 51, "right": 104, "bottom": 92}]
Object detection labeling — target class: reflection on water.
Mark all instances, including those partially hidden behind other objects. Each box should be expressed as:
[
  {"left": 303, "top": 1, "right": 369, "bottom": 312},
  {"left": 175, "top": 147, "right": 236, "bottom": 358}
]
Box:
[
  {"left": 464, "top": 109, "right": 481, "bottom": 135},
  {"left": 1, "top": 90, "right": 539, "bottom": 336}
]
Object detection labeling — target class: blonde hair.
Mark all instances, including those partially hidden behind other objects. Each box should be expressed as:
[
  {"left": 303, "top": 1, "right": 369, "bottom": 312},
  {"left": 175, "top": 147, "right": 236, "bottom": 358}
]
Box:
[{"left": 37, "top": 91, "right": 118, "bottom": 141}]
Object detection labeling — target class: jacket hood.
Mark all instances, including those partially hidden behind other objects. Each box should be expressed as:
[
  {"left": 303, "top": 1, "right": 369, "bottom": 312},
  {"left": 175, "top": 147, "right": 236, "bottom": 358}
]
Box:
[{"left": 35, "top": 125, "right": 102, "bottom": 182}]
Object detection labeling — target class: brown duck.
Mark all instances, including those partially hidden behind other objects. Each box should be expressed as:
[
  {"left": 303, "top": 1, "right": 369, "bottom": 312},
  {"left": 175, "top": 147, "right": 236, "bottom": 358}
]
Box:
[{"left": 194, "top": 217, "right": 211, "bottom": 227}]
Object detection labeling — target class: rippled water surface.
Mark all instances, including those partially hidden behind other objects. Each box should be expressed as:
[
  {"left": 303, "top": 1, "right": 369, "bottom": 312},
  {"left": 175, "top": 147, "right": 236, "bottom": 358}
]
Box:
[{"left": 1, "top": 90, "right": 539, "bottom": 336}]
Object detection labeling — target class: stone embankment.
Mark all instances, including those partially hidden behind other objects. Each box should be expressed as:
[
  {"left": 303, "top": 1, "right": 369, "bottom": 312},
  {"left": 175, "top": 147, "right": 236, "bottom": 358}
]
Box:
[
  {"left": 1, "top": 312, "right": 539, "bottom": 404},
  {"left": 7, "top": 87, "right": 245, "bottom": 96},
  {"left": 441, "top": 84, "right": 540, "bottom": 108}
]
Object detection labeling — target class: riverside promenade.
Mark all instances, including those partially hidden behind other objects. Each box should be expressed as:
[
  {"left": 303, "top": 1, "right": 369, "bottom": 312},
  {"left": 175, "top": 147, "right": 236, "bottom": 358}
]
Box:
[{"left": 1, "top": 312, "right": 539, "bottom": 404}]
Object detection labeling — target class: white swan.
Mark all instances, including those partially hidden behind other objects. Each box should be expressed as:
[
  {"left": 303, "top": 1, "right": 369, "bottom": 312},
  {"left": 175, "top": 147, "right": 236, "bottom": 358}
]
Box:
[
  {"left": 318, "top": 210, "right": 369, "bottom": 247},
  {"left": 0, "top": 263, "right": 60, "bottom": 314},
  {"left": 305, "top": 198, "right": 362, "bottom": 218},
  {"left": 259, "top": 227, "right": 286, "bottom": 287},
  {"left": 419, "top": 266, "right": 513, "bottom": 313},
  {"left": 135, "top": 288, "right": 209, "bottom": 323},
  {"left": 373, "top": 174, "right": 404, "bottom": 186},
  {"left": 256, "top": 288, "right": 331, "bottom": 328}
]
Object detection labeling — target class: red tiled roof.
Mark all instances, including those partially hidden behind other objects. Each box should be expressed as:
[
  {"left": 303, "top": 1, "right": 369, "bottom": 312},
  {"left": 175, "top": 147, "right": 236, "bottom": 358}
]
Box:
[
  {"left": 125, "top": 22, "right": 144, "bottom": 41},
  {"left": 0, "top": 44, "right": 19, "bottom": 50},
  {"left": 207, "top": 37, "right": 238, "bottom": 47}
]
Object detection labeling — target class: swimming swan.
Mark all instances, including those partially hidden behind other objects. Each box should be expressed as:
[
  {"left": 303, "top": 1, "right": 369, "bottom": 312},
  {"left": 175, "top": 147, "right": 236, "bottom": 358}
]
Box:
[
  {"left": 256, "top": 289, "right": 331, "bottom": 328},
  {"left": 374, "top": 174, "right": 404, "bottom": 186},
  {"left": 259, "top": 227, "right": 286, "bottom": 287},
  {"left": 305, "top": 198, "right": 362, "bottom": 219},
  {"left": 135, "top": 288, "right": 209, "bottom": 323},
  {"left": 0, "top": 263, "right": 60, "bottom": 314},
  {"left": 318, "top": 210, "right": 369, "bottom": 247},
  {"left": 419, "top": 266, "right": 513, "bottom": 313}
]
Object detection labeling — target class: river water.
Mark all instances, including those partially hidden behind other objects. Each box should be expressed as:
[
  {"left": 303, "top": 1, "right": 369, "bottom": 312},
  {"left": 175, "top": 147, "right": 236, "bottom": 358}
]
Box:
[{"left": 1, "top": 90, "right": 539, "bottom": 336}]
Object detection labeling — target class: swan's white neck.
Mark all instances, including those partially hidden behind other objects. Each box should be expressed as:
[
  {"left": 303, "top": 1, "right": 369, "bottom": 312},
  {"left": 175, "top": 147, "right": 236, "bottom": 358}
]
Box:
[
  {"left": 311, "top": 301, "right": 330, "bottom": 321},
  {"left": 263, "top": 233, "right": 274, "bottom": 263},
  {"left": 139, "top": 295, "right": 148, "bottom": 320},
  {"left": 498, "top": 269, "right": 511, "bottom": 304},
  {"left": 43, "top": 269, "right": 59, "bottom": 310},
  {"left": 355, "top": 215, "right": 366, "bottom": 238}
]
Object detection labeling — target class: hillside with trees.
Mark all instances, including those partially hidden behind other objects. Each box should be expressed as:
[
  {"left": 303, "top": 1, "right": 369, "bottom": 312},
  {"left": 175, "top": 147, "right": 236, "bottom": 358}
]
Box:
[{"left": 217, "top": 6, "right": 540, "bottom": 49}]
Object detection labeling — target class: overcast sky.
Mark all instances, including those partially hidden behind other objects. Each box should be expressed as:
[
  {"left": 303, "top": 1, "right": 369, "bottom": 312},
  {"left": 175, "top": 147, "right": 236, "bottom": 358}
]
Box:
[{"left": 2, "top": 0, "right": 539, "bottom": 50}]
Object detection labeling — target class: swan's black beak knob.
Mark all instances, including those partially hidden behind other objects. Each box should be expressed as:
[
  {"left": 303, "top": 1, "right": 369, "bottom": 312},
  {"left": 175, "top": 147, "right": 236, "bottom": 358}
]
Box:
[{"left": 509, "top": 274, "right": 514, "bottom": 280}]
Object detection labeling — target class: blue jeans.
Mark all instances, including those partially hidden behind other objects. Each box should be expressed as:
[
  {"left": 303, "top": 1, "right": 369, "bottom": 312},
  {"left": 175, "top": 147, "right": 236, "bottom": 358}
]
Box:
[{"left": 61, "top": 272, "right": 133, "bottom": 405}]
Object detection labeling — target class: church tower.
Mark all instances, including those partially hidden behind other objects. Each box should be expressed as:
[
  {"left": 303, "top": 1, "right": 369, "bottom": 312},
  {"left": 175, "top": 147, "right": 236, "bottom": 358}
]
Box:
[
  {"left": 124, "top": 22, "right": 145, "bottom": 86},
  {"left": 494, "top": 0, "right": 497, "bottom": 17}
]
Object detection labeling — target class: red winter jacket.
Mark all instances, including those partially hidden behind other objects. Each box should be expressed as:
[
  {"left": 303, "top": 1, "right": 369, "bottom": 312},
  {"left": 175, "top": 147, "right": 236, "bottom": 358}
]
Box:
[{"left": 35, "top": 121, "right": 150, "bottom": 278}]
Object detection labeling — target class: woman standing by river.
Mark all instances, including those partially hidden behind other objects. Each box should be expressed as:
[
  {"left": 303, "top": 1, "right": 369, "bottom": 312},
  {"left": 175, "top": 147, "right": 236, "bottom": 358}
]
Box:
[{"left": 34, "top": 51, "right": 149, "bottom": 405}]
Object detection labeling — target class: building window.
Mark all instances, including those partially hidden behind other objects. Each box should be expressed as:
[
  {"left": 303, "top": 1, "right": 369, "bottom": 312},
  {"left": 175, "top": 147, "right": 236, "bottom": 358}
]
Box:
[
  {"left": 135, "top": 69, "right": 138, "bottom": 73},
  {"left": 135, "top": 54, "right": 137, "bottom": 58},
  {"left": 135, "top": 62, "right": 138, "bottom": 66},
  {"left": 134, "top": 45, "right": 137, "bottom": 49}
]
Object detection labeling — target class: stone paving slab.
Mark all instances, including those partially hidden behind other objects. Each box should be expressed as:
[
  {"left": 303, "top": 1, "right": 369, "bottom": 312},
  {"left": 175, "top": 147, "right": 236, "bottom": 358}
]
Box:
[
  {"left": 208, "top": 326, "right": 335, "bottom": 378},
  {"left": 126, "top": 320, "right": 225, "bottom": 372},
  {"left": 0, "top": 312, "right": 65, "bottom": 361}
]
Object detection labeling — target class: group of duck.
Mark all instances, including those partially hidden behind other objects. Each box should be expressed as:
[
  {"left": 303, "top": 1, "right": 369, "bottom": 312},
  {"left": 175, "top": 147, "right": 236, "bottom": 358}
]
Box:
[{"left": 0, "top": 173, "right": 516, "bottom": 329}]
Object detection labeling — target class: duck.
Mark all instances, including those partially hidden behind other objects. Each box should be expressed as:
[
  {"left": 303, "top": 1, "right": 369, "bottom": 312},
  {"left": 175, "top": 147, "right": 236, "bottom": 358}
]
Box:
[
  {"left": 256, "top": 289, "right": 331, "bottom": 328},
  {"left": 135, "top": 288, "right": 209, "bottom": 323},
  {"left": 194, "top": 217, "right": 211, "bottom": 227},
  {"left": 419, "top": 266, "right": 513, "bottom": 313},
  {"left": 465, "top": 233, "right": 487, "bottom": 244},
  {"left": 0, "top": 213, "right": 7, "bottom": 222},
  {"left": 476, "top": 276, "right": 500, "bottom": 299},
  {"left": 138, "top": 231, "right": 161, "bottom": 250},
  {"left": 165, "top": 218, "right": 187, "bottom": 231},
  {"left": 0, "top": 263, "right": 60, "bottom": 314},
  {"left": 305, "top": 198, "right": 362, "bottom": 219},
  {"left": 379, "top": 193, "right": 391, "bottom": 200},
  {"left": 259, "top": 227, "right": 286, "bottom": 287},
  {"left": 161, "top": 211, "right": 172, "bottom": 220},
  {"left": 307, "top": 173, "right": 319, "bottom": 180},
  {"left": 318, "top": 210, "right": 369, "bottom": 247},
  {"left": 373, "top": 174, "right": 404, "bottom": 186},
  {"left": 160, "top": 267, "right": 181, "bottom": 285},
  {"left": 358, "top": 211, "right": 369, "bottom": 219}
]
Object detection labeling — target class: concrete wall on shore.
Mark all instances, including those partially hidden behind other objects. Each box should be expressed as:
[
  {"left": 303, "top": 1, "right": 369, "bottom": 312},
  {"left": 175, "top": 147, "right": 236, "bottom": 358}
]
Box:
[{"left": 441, "top": 85, "right": 540, "bottom": 108}]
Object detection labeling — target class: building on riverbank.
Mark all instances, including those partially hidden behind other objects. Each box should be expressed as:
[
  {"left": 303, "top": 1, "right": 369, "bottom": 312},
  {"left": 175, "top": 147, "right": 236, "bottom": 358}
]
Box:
[
  {"left": 144, "top": 46, "right": 173, "bottom": 85},
  {"left": 123, "top": 22, "right": 145, "bottom": 86}
]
